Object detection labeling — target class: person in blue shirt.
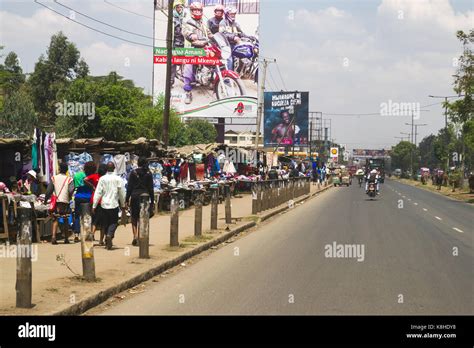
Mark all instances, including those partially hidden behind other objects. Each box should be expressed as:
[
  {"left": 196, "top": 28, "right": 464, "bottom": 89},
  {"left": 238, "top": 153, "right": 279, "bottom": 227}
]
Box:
[{"left": 73, "top": 161, "right": 97, "bottom": 242}]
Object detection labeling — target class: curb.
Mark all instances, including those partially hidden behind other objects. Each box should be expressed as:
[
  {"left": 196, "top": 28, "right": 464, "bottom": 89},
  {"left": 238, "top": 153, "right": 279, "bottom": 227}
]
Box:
[
  {"left": 260, "top": 184, "right": 332, "bottom": 222},
  {"left": 51, "top": 184, "right": 332, "bottom": 316},
  {"left": 50, "top": 221, "right": 256, "bottom": 316}
]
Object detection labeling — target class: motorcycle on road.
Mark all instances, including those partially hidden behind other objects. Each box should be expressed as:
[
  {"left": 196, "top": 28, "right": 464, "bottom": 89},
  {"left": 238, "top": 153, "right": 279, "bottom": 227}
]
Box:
[{"left": 367, "top": 182, "right": 377, "bottom": 199}]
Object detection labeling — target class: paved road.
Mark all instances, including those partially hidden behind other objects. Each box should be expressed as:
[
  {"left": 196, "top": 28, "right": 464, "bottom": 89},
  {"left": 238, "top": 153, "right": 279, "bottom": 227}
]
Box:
[{"left": 101, "top": 180, "right": 473, "bottom": 315}]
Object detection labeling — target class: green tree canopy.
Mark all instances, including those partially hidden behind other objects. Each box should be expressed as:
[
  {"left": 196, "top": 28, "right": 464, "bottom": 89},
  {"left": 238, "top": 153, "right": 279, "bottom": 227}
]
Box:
[{"left": 28, "top": 31, "right": 89, "bottom": 125}]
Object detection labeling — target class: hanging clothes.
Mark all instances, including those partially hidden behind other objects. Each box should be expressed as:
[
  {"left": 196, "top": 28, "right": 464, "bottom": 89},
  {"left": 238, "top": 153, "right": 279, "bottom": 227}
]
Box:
[
  {"left": 189, "top": 162, "right": 197, "bottom": 181},
  {"left": 113, "top": 154, "right": 127, "bottom": 175},
  {"left": 179, "top": 161, "right": 189, "bottom": 182},
  {"left": 32, "top": 129, "right": 38, "bottom": 171}
]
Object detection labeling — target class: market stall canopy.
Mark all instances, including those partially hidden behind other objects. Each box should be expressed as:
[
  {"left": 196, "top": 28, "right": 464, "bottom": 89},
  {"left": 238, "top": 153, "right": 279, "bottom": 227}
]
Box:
[
  {"left": 56, "top": 137, "right": 165, "bottom": 157},
  {"left": 0, "top": 138, "right": 32, "bottom": 148}
]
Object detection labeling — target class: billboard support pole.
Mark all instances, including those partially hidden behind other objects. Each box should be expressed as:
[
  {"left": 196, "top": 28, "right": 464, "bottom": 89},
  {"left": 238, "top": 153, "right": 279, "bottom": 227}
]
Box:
[
  {"left": 162, "top": 0, "right": 174, "bottom": 147},
  {"left": 255, "top": 58, "right": 276, "bottom": 152}
]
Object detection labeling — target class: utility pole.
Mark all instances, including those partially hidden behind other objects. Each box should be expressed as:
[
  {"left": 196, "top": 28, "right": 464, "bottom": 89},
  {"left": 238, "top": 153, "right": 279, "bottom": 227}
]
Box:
[
  {"left": 400, "top": 132, "right": 410, "bottom": 142},
  {"left": 162, "top": 0, "right": 174, "bottom": 147},
  {"left": 428, "top": 95, "right": 464, "bottom": 170},
  {"left": 414, "top": 123, "right": 428, "bottom": 147},
  {"left": 152, "top": 0, "right": 157, "bottom": 105},
  {"left": 254, "top": 58, "right": 276, "bottom": 152}
]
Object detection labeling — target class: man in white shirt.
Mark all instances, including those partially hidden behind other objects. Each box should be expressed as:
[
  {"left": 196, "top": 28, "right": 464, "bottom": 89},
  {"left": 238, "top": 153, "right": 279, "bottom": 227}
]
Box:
[{"left": 92, "top": 162, "right": 126, "bottom": 250}]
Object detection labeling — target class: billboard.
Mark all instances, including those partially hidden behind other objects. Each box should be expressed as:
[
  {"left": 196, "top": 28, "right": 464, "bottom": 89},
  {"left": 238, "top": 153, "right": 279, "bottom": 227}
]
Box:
[
  {"left": 263, "top": 91, "right": 309, "bottom": 147},
  {"left": 352, "top": 149, "right": 391, "bottom": 158},
  {"left": 153, "top": 1, "right": 260, "bottom": 118}
]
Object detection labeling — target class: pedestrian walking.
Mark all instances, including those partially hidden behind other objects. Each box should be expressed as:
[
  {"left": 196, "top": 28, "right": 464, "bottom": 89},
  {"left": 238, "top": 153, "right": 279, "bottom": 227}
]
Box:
[
  {"left": 45, "top": 163, "right": 74, "bottom": 245},
  {"left": 85, "top": 163, "right": 107, "bottom": 244},
  {"left": 92, "top": 162, "right": 126, "bottom": 250},
  {"left": 72, "top": 161, "right": 96, "bottom": 243},
  {"left": 126, "top": 157, "right": 155, "bottom": 246}
]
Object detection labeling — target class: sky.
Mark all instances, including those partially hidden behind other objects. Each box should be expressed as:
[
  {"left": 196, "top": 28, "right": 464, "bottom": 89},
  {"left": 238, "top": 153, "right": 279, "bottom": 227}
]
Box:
[{"left": 0, "top": 0, "right": 473, "bottom": 150}]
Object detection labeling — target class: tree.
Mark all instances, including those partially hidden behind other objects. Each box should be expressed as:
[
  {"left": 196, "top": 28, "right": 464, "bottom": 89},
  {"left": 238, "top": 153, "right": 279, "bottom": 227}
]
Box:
[
  {"left": 433, "top": 126, "right": 456, "bottom": 169},
  {"left": 186, "top": 119, "right": 217, "bottom": 144},
  {"left": 0, "top": 89, "right": 37, "bottom": 137},
  {"left": 418, "top": 134, "right": 439, "bottom": 169},
  {"left": 391, "top": 141, "right": 416, "bottom": 172},
  {"left": 0, "top": 51, "right": 25, "bottom": 97},
  {"left": 55, "top": 72, "right": 148, "bottom": 141},
  {"left": 447, "top": 30, "right": 474, "bottom": 174},
  {"left": 28, "top": 32, "right": 89, "bottom": 125}
]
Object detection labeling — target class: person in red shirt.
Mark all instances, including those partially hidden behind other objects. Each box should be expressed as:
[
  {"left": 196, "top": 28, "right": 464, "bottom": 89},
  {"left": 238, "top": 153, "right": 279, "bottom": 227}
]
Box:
[{"left": 84, "top": 163, "right": 107, "bottom": 244}]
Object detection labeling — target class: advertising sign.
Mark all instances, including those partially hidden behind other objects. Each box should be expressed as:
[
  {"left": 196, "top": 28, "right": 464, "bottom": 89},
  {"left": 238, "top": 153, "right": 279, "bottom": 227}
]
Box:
[
  {"left": 352, "top": 149, "right": 390, "bottom": 158},
  {"left": 263, "top": 91, "right": 309, "bottom": 147},
  {"left": 153, "top": 2, "right": 260, "bottom": 118}
]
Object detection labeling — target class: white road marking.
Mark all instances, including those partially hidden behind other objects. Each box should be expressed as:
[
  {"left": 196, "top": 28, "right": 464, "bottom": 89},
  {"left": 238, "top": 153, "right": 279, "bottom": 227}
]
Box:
[
  {"left": 408, "top": 198, "right": 411, "bottom": 201},
  {"left": 435, "top": 216, "right": 442, "bottom": 221},
  {"left": 413, "top": 203, "right": 418, "bottom": 206},
  {"left": 423, "top": 208, "right": 428, "bottom": 212},
  {"left": 453, "top": 228, "right": 464, "bottom": 233},
  {"left": 402, "top": 196, "right": 406, "bottom": 198}
]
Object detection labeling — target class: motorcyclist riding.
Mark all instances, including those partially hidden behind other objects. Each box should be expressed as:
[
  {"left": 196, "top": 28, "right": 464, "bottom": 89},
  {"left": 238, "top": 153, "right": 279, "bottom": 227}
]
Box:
[
  {"left": 219, "top": 7, "right": 246, "bottom": 70},
  {"left": 170, "top": 0, "right": 185, "bottom": 88},
  {"left": 365, "top": 169, "right": 380, "bottom": 194},
  {"left": 182, "top": 1, "right": 213, "bottom": 104},
  {"left": 208, "top": 4, "right": 225, "bottom": 34}
]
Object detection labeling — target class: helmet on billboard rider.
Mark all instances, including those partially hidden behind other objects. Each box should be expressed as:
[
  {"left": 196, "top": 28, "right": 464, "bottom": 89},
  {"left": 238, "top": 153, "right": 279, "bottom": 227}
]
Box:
[
  {"left": 225, "top": 7, "right": 238, "bottom": 23},
  {"left": 190, "top": 1, "right": 203, "bottom": 20},
  {"left": 214, "top": 4, "right": 225, "bottom": 19}
]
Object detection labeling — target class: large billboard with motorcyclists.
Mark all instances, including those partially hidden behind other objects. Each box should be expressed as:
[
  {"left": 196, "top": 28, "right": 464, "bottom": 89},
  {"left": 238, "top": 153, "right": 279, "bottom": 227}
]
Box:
[
  {"left": 263, "top": 91, "right": 309, "bottom": 147},
  {"left": 153, "top": 1, "right": 260, "bottom": 118}
]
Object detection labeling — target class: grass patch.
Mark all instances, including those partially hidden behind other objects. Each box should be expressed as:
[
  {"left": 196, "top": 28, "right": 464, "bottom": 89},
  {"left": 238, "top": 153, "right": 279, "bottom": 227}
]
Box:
[
  {"left": 71, "top": 276, "right": 102, "bottom": 283},
  {"left": 46, "top": 288, "right": 59, "bottom": 293},
  {"left": 163, "top": 245, "right": 187, "bottom": 252},
  {"left": 183, "top": 235, "right": 213, "bottom": 244},
  {"left": 244, "top": 215, "right": 260, "bottom": 223}
]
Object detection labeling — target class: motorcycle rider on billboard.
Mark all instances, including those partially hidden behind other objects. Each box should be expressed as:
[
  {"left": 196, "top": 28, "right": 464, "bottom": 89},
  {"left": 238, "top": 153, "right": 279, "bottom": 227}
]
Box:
[
  {"left": 171, "top": 0, "right": 185, "bottom": 88},
  {"left": 219, "top": 7, "right": 246, "bottom": 70},
  {"left": 182, "top": 1, "right": 213, "bottom": 104},
  {"left": 207, "top": 4, "right": 225, "bottom": 35}
]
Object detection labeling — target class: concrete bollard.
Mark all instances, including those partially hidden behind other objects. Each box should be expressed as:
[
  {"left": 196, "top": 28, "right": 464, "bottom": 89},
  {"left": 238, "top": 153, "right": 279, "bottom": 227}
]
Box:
[
  {"left": 16, "top": 207, "right": 33, "bottom": 308},
  {"left": 251, "top": 182, "right": 258, "bottom": 215},
  {"left": 139, "top": 194, "right": 150, "bottom": 258},
  {"left": 262, "top": 181, "right": 268, "bottom": 211},
  {"left": 80, "top": 203, "right": 96, "bottom": 280},
  {"left": 256, "top": 181, "right": 262, "bottom": 213},
  {"left": 210, "top": 187, "right": 218, "bottom": 230},
  {"left": 277, "top": 180, "right": 281, "bottom": 206},
  {"left": 194, "top": 192, "right": 203, "bottom": 237},
  {"left": 224, "top": 184, "right": 232, "bottom": 224},
  {"left": 170, "top": 191, "right": 179, "bottom": 247}
]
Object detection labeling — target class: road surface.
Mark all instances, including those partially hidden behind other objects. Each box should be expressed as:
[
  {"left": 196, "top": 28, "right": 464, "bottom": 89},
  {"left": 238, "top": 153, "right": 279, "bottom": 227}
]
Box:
[{"left": 100, "top": 179, "right": 473, "bottom": 315}]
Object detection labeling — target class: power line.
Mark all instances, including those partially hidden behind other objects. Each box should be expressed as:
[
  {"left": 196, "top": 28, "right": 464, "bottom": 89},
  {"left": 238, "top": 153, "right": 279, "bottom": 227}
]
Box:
[
  {"left": 267, "top": 66, "right": 279, "bottom": 91},
  {"left": 103, "top": 0, "right": 154, "bottom": 20},
  {"left": 55, "top": 0, "right": 164, "bottom": 42},
  {"left": 35, "top": 0, "right": 155, "bottom": 47},
  {"left": 275, "top": 62, "right": 287, "bottom": 91}
]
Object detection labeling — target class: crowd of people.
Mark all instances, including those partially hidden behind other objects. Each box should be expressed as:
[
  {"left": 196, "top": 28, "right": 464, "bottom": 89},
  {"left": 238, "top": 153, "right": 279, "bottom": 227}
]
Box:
[{"left": 0, "top": 157, "right": 156, "bottom": 250}]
